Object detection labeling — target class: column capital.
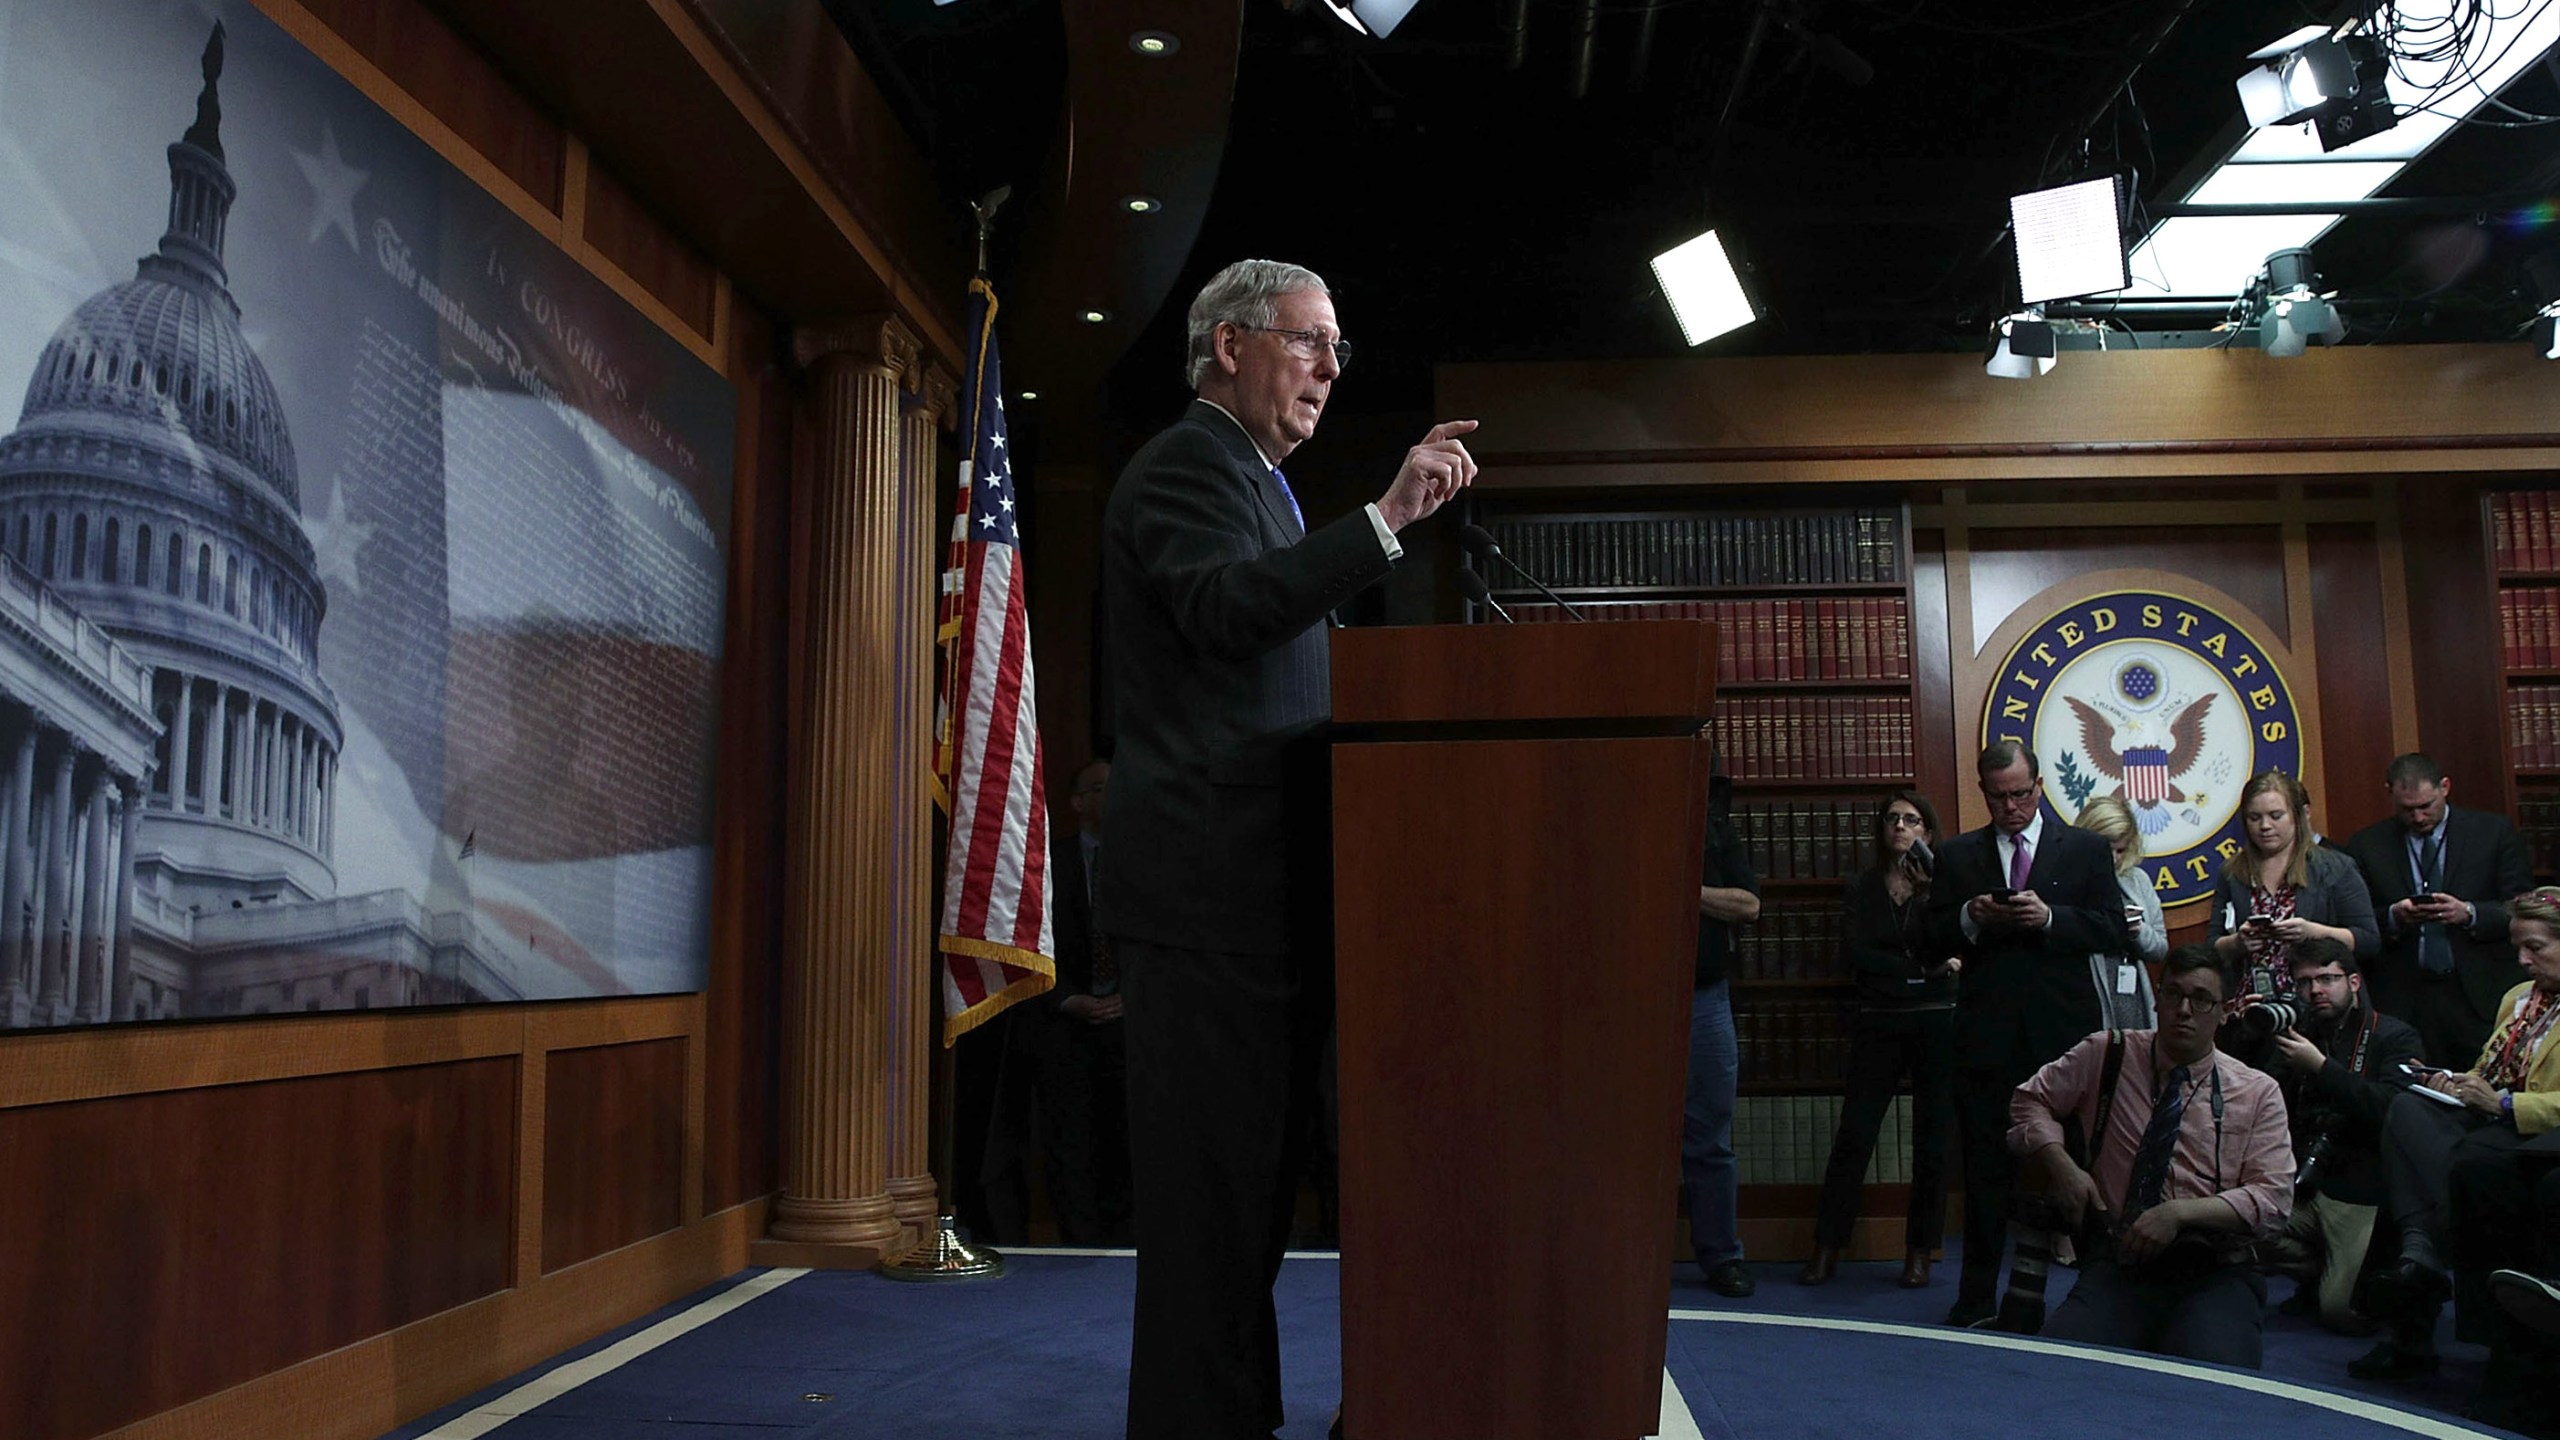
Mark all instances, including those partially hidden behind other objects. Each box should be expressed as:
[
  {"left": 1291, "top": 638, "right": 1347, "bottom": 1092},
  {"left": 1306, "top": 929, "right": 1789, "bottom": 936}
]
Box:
[
  {"left": 794, "top": 315, "right": 922, "bottom": 385},
  {"left": 917, "top": 365, "right": 961, "bottom": 431}
]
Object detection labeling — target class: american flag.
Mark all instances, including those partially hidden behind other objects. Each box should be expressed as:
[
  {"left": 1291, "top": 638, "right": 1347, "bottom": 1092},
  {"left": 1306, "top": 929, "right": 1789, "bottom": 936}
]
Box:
[{"left": 933, "top": 276, "right": 1055, "bottom": 1043}]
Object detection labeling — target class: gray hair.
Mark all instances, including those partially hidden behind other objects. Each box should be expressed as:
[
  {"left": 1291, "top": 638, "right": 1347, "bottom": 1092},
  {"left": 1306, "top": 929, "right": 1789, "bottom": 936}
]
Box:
[{"left": 1185, "top": 258, "right": 1329, "bottom": 389}]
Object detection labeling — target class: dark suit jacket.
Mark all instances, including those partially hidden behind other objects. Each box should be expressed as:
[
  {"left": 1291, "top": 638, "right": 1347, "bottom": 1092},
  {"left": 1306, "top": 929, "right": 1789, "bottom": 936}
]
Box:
[
  {"left": 1016, "top": 829, "right": 1106, "bottom": 1064},
  {"left": 1097, "top": 401, "right": 1395, "bottom": 956},
  {"left": 1925, "top": 819, "right": 2127, "bottom": 1082},
  {"left": 2341, "top": 806, "right": 2535, "bottom": 1031}
]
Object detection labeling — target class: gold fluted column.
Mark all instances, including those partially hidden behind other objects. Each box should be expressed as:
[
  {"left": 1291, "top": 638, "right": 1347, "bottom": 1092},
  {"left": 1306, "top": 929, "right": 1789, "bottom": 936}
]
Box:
[
  {"left": 764, "top": 314, "right": 925, "bottom": 1263},
  {"left": 883, "top": 363, "right": 958, "bottom": 1247}
]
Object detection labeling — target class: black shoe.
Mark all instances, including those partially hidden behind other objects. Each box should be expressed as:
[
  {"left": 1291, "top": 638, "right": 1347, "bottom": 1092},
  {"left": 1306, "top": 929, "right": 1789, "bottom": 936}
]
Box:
[
  {"left": 2365, "top": 1258, "right": 2453, "bottom": 1320},
  {"left": 2491, "top": 1267, "right": 2560, "bottom": 1339},
  {"left": 1705, "top": 1260, "right": 1757, "bottom": 1298},
  {"left": 2347, "top": 1336, "right": 2440, "bottom": 1381},
  {"left": 1944, "top": 1297, "right": 1997, "bottom": 1328}
]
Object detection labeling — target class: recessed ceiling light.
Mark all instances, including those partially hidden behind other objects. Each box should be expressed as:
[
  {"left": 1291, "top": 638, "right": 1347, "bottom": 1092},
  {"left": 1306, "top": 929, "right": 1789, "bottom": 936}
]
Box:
[
  {"left": 1123, "top": 196, "right": 1162, "bottom": 214},
  {"left": 1130, "top": 31, "right": 1178, "bottom": 56},
  {"left": 1019, "top": 390, "right": 1040, "bottom": 401},
  {"left": 1080, "top": 309, "right": 1111, "bottom": 324}
]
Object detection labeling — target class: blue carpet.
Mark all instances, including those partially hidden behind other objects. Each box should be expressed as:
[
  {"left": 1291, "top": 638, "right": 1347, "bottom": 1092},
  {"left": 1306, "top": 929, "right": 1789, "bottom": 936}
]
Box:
[{"left": 381, "top": 1248, "right": 2513, "bottom": 1439}]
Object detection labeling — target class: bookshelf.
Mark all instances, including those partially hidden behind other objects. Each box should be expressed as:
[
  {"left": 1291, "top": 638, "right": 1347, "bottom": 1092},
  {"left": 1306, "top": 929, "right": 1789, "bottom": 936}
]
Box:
[
  {"left": 2491, "top": 489, "right": 2560, "bottom": 880},
  {"left": 1469, "top": 502, "right": 1919, "bottom": 1099}
]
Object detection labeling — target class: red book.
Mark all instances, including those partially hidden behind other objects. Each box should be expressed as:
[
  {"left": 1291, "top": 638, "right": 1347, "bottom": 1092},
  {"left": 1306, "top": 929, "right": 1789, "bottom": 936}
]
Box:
[
  {"left": 2533, "top": 494, "right": 2553, "bottom": 573},
  {"left": 2496, "top": 494, "right": 2517, "bottom": 572},
  {"left": 2502, "top": 592, "right": 2521, "bottom": 669},
  {"left": 1786, "top": 600, "right": 1806, "bottom": 681},
  {"left": 1894, "top": 599, "right": 1912, "bottom": 678}
]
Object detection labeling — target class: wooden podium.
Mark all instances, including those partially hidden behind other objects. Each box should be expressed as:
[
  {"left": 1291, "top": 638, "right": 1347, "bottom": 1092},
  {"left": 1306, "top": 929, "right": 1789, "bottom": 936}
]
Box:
[{"left": 1329, "top": 620, "right": 1718, "bottom": 1440}]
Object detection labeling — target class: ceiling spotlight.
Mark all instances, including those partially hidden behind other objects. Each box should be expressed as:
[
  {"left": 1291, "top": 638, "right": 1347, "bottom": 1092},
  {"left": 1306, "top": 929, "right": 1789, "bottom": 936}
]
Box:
[
  {"left": 2523, "top": 250, "right": 2560, "bottom": 359},
  {"left": 1650, "top": 229, "right": 1760, "bottom": 347},
  {"left": 2235, "top": 33, "right": 2396, "bottom": 152},
  {"left": 2251, "top": 248, "right": 2344, "bottom": 357},
  {"left": 1079, "top": 308, "right": 1111, "bottom": 324},
  {"left": 1318, "top": 0, "right": 1424, "bottom": 37},
  {"left": 1129, "top": 31, "right": 1179, "bottom": 56},
  {"left": 1019, "top": 390, "right": 1040, "bottom": 401},
  {"left": 1122, "top": 196, "right": 1162, "bottom": 214},
  {"left": 1985, "top": 310, "right": 2057, "bottom": 380}
]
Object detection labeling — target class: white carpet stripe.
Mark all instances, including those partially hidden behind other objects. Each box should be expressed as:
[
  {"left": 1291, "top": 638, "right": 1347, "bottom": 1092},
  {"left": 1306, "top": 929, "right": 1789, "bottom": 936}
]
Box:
[
  {"left": 413, "top": 1268, "right": 810, "bottom": 1438},
  {"left": 1665, "top": 1310, "right": 2500, "bottom": 1439},
  {"left": 1655, "top": 1365, "right": 1708, "bottom": 1440}
]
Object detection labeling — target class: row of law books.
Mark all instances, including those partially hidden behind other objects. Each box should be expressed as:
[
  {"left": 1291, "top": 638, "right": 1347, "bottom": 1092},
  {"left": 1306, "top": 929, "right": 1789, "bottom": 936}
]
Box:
[
  {"left": 1736, "top": 1000, "right": 1853, "bottom": 1086},
  {"left": 1733, "top": 799, "right": 1887, "bottom": 881},
  {"left": 2499, "top": 589, "right": 2560, "bottom": 667},
  {"left": 2506, "top": 686, "right": 2560, "bottom": 768},
  {"left": 1733, "top": 902, "right": 1848, "bottom": 982},
  {"left": 1734, "top": 1093, "right": 1921, "bottom": 1186},
  {"left": 2491, "top": 490, "right": 2560, "bottom": 573},
  {"left": 1510, "top": 597, "right": 1913, "bottom": 682},
  {"left": 1482, "top": 508, "right": 1903, "bottom": 590},
  {"left": 2522, "top": 796, "right": 2560, "bottom": 879},
  {"left": 1707, "top": 696, "right": 1916, "bottom": 780}
]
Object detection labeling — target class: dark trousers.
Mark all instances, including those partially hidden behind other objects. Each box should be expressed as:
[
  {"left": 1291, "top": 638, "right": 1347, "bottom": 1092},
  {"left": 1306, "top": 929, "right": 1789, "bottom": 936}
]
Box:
[
  {"left": 1036, "top": 1023, "right": 1132, "bottom": 1245},
  {"left": 1953, "top": 1058, "right": 2031, "bottom": 1303},
  {"left": 2044, "top": 1259, "right": 2268, "bottom": 1367},
  {"left": 1814, "top": 1007, "right": 1954, "bottom": 1250},
  {"left": 1120, "top": 938, "right": 1328, "bottom": 1440},
  {"left": 2381, "top": 1089, "right": 2529, "bottom": 1258},
  {"left": 2391, "top": 968, "right": 2494, "bottom": 1073},
  {"left": 2462, "top": 1154, "right": 2560, "bottom": 1425}
]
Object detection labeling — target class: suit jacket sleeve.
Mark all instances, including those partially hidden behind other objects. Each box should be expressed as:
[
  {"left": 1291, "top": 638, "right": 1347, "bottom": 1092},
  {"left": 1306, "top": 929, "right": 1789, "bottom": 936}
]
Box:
[
  {"left": 2465, "top": 813, "right": 2535, "bottom": 943},
  {"left": 2041, "top": 830, "right": 2131, "bottom": 958},
  {"left": 1120, "top": 427, "right": 1391, "bottom": 663}
]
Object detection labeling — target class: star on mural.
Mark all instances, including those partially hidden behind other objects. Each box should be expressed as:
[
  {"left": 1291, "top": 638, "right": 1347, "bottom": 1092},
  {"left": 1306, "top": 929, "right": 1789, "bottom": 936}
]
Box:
[
  {"left": 305, "top": 478, "right": 374, "bottom": 597},
  {"left": 291, "top": 122, "right": 368, "bottom": 252}
]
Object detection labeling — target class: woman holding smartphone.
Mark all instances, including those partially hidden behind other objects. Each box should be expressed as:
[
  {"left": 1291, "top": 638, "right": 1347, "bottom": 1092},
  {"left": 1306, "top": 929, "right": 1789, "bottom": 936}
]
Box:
[
  {"left": 1799, "top": 790, "right": 1956, "bottom": 1289},
  {"left": 2208, "top": 769, "right": 2379, "bottom": 993}
]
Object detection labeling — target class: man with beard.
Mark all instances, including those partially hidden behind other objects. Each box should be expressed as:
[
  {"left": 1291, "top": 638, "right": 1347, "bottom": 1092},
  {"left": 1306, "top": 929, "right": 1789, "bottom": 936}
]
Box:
[{"left": 2243, "top": 937, "right": 2423, "bottom": 1332}]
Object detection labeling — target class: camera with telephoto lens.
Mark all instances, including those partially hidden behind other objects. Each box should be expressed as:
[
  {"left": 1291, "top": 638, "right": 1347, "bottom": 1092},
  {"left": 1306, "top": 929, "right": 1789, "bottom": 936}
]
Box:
[{"left": 2238, "top": 998, "right": 2299, "bottom": 1039}]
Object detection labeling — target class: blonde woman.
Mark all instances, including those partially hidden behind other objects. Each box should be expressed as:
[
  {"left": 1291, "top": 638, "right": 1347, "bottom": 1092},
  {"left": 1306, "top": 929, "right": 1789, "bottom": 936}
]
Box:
[
  {"left": 2208, "top": 770, "right": 2379, "bottom": 995},
  {"left": 2077, "top": 794, "right": 2165, "bottom": 1030}
]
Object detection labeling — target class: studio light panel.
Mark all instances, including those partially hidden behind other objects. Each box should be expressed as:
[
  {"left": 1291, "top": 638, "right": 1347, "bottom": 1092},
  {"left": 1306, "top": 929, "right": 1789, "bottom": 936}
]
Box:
[{"left": 2010, "top": 176, "right": 2129, "bottom": 304}]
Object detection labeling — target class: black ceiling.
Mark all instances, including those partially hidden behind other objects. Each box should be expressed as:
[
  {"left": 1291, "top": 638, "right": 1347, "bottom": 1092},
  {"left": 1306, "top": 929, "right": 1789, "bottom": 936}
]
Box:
[{"left": 835, "top": 0, "right": 2560, "bottom": 423}]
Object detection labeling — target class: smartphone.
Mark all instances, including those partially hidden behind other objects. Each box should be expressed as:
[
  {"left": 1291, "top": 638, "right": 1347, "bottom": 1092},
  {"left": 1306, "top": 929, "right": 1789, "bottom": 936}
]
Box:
[
  {"left": 1991, "top": 887, "right": 2020, "bottom": 903},
  {"left": 2243, "top": 915, "right": 2276, "bottom": 933}
]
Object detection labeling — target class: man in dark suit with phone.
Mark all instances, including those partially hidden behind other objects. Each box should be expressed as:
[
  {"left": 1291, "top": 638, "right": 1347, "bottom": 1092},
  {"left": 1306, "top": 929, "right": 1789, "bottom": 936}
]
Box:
[
  {"left": 2342, "top": 753, "right": 2534, "bottom": 1069},
  {"left": 1099, "top": 258, "right": 1480, "bottom": 1440},
  {"left": 1928, "top": 740, "right": 2129, "bottom": 1326}
]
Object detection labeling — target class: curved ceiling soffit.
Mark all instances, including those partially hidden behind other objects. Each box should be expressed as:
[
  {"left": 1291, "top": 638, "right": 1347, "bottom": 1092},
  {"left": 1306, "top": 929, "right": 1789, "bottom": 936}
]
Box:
[{"left": 1004, "top": 1, "right": 1242, "bottom": 410}]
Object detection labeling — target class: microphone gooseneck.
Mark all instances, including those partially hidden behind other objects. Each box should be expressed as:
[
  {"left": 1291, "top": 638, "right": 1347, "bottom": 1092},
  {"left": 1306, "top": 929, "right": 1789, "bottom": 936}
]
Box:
[
  {"left": 1459, "top": 523, "right": 1587, "bottom": 620},
  {"left": 1458, "top": 567, "right": 1515, "bottom": 624}
]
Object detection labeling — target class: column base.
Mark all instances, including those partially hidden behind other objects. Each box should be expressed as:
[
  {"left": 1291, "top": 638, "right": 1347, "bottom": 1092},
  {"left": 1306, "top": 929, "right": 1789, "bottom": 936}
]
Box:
[
  {"left": 886, "top": 1172, "right": 939, "bottom": 1250},
  {"left": 762, "top": 1191, "right": 912, "bottom": 1269}
]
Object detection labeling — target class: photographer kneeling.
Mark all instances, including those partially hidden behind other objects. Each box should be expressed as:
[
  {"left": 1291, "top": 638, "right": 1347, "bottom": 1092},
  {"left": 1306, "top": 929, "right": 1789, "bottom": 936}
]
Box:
[
  {"left": 2235, "top": 937, "right": 2423, "bottom": 1333},
  {"left": 2007, "top": 945, "right": 2296, "bottom": 1367}
]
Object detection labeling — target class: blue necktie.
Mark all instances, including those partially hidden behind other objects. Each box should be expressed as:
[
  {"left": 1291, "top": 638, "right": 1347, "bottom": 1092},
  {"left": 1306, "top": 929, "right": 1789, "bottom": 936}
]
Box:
[
  {"left": 2418, "top": 832, "right": 2454, "bottom": 975},
  {"left": 1270, "top": 467, "right": 1304, "bottom": 533},
  {"left": 2125, "top": 1064, "right": 2190, "bottom": 1220}
]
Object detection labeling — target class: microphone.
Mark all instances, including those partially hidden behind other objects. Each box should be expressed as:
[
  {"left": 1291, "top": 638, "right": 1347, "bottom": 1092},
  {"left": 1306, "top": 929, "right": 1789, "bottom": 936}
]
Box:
[
  {"left": 1459, "top": 524, "right": 1586, "bottom": 620},
  {"left": 1459, "top": 568, "right": 1514, "bottom": 623}
]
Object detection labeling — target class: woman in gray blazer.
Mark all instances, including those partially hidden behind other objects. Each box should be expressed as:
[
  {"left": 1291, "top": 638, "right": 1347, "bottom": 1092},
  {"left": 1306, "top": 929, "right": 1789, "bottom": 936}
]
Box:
[{"left": 2209, "top": 769, "right": 2381, "bottom": 992}]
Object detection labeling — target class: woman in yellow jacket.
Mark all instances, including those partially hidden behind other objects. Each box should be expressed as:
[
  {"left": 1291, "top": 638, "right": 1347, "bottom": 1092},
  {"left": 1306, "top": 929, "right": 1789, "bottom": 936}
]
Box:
[{"left": 2354, "top": 885, "right": 2560, "bottom": 1392}]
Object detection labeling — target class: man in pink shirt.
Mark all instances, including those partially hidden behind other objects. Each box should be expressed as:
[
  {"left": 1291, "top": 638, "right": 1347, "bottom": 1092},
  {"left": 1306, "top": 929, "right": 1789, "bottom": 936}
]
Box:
[{"left": 2009, "top": 944, "right": 2297, "bottom": 1367}]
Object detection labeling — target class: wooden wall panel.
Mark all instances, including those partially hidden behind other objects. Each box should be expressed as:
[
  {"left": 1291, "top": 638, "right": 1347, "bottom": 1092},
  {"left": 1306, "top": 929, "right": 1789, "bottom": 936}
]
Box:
[
  {"left": 1963, "top": 527, "right": 2293, "bottom": 658},
  {"left": 292, "top": 0, "right": 564, "bottom": 210},
  {"left": 1911, "top": 531, "right": 1959, "bottom": 807},
  {"left": 0, "top": 1059, "right": 516, "bottom": 1440},
  {"left": 582, "top": 158, "right": 720, "bottom": 342},
  {"left": 543, "top": 1039, "right": 687, "bottom": 1273},
  {"left": 2309, "top": 522, "right": 2399, "bottom": 838},
  {"left": 2402, "top": 477, "right": 2506, "bottom": 808}
]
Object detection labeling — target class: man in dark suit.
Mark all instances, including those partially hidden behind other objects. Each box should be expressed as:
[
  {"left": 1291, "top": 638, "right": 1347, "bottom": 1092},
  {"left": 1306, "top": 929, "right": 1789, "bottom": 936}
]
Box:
[
  {"left": 1099, "top": 257, "right": 1479, "bottom": 1440},
  {"left": 1927, "top": 740, "right": 2127, "bottom": 1326},
  {"left": 2342, "top": 753, "right": 2534, "bottom": 1069},
  {"left": 1011, "top": 758, "right": 1131, "bottom": 1244}
]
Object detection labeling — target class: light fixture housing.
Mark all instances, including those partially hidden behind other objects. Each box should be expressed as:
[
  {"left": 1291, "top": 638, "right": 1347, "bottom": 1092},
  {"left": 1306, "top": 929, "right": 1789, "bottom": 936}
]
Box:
[
  {"left": 1650, "top": 229, "right": 1760, "bottom": 347},
  {"left": 2010, "top": 175, "right": 2129, "bottom": 305},
  {"left": 2235, "top": 34, "right": 2395, "bottom": 151},
  {"left": 1985, "top": 311, "right": 2058, "bottom": 380},
  {"left": 2253, "top": 247, "right": 2344, "bottom": 357},
  {"left": 1079, "top": 308, "right": 1111, "bottom": 325},
  {"left": 1121, "top": 195, "right": 1162, "bottom": 214},
  {"left": 1319, "top": 0, "right": 1425, "bottom": 37},
  {"left": 1129, "top": 30, "right": 1179, "bottom": 56},
  {"left": 2523, "top": 250, "right": 2560, "bottom": 359}
]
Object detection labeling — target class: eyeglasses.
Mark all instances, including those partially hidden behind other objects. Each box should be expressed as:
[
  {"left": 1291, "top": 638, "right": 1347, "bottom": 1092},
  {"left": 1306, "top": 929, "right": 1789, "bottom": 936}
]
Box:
[
  {"left": 1242, "top": 324, "right": 1352, "bottom": 368},
  {"left": 1884, "top": 812, "right": 1928, "bottom": 828},
  {"left": 1983, "top": 787, "right": 2039, "bottom": 804},
  {"left": 2160, "top": 987, "right": 2225, "bottom": 1014}
]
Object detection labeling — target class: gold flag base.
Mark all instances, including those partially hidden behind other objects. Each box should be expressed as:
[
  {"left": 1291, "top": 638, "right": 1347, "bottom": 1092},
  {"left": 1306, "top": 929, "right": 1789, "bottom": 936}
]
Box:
[{"left": 878, "top": 1213, "right": 1005, "bottom": 1282}]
